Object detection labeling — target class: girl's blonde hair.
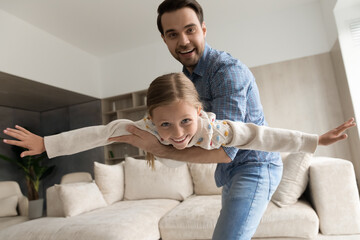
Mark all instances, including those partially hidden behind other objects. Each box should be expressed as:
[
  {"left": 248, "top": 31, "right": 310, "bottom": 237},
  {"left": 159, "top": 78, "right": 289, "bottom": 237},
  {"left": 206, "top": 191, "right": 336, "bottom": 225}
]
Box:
[{"left": 145, "top": 72, "right": 203, "bottom": 168}]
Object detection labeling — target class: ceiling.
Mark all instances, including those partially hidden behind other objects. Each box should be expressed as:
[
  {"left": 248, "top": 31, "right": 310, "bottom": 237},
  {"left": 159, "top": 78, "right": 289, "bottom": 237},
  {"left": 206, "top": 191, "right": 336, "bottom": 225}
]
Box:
[
  {"left": 0, "top": 0, "right": 163, "bottom": 57},
  {"left": 0, "top": 0, "right": 319, "bottom": 57},
  {"left": 0, "top": 71, "right": 98, "bottom": 112},
  {"left": 0, "top": 0, "right": 319, "bottom": 112}
]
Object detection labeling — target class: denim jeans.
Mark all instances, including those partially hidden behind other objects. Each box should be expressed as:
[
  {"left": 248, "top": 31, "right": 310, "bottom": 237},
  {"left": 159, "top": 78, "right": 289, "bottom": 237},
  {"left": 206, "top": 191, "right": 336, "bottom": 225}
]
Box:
[{"left": 212, "top": 162, "right": 283, "bottom": 240}]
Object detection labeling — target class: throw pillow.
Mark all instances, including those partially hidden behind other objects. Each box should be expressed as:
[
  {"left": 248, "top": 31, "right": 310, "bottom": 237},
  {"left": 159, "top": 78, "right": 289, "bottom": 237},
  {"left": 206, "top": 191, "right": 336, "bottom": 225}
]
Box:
[
  {"left": 55, "top": 182, "right": 107, "bottom": 217},
  {"left": 271, "top": 152, "right": 312, "bottom": 207},
  {"left": 158, "top": 158, "right": 186, "bottom": 168},
  {"left": 188, "top": 163, "right": 222, "bottom": 195},
  {"left": 94, "top": 162, "right": 124, "bottom": 204},
  {"left": 124, "top": 157, "right": 193, "bottom": 201},
  {"left": 0, "top": 195, "right": 18, "bottom": 217}
]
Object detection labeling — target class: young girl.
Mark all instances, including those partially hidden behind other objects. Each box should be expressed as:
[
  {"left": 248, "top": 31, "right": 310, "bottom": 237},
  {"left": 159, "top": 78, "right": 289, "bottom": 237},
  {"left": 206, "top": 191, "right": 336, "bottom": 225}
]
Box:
[{"left": 2, "top": 72, "right": 355, "bottom": 168}]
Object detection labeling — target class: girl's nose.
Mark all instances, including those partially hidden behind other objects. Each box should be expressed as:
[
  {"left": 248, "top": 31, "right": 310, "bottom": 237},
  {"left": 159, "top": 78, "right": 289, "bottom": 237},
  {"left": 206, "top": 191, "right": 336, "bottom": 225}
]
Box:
[{"left": 173, "top": 125, "right": 184, "bottom": 137}]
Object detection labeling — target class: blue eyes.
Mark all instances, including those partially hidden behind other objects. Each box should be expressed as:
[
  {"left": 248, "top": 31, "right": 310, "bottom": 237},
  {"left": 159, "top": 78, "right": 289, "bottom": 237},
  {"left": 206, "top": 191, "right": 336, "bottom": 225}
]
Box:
[
  {"left": 160, "top": 119, "right": 191, "bottom": 127},
  {"left": 161, "top": 122, "right": 170, "bottom": 127},
  {"left": 181, "top": 119, "right": 190, "bottom": 124}
]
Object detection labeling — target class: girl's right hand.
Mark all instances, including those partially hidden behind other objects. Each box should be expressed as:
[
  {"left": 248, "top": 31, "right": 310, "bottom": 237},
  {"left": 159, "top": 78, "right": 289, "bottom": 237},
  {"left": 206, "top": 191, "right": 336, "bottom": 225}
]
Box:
[
  {"left": 318, "top": 118, "right": 356, "bottom": 146},
  {"left": 2, "top": 125, "right": 45, "bottom": 158}
]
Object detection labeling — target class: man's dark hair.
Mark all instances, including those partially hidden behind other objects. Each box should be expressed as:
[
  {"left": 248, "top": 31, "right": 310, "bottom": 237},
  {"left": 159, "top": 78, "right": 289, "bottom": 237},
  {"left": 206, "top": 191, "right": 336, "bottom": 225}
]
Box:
[{"left": 157, "top": 0, "right": 204, "bottom": 35}]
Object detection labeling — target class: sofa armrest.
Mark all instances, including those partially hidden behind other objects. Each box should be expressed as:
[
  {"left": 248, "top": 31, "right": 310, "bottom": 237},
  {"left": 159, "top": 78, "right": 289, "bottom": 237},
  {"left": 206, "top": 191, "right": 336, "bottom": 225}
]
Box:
[
  {"left": 46, "top": 186, "right": 65, "bottom": 217},
  {"left": 18, "top": 195, "right": 28, "bottom": 216},
  {"left": 309, "top": 156, "right": 360, "bottom": 235},
  {"left": 60, "top": 172, "right": 92, "bottom": 184}
]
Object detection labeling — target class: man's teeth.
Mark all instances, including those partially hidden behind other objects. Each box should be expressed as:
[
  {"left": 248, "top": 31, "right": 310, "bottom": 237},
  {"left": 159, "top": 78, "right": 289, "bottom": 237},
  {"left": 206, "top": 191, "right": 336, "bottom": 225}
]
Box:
[{"left": 180, "top": 49, "right": 193, "bottom": 54}]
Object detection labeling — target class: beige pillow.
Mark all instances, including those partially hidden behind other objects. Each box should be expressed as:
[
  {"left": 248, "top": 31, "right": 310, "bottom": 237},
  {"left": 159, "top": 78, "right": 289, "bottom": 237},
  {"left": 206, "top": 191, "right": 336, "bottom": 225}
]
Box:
[
  {"left": 0, "top": 195, "right": 18, "bottom": 217},
  {"left": 55, "top": 182, "right": 107, "bottom": 217},
  {"left": 271, "top": 152, "right": 312, "bottom": 207},
  {"left": 94, "top": 162, "right": 124, "bottom": 205},
  {"left": 124, "top": 157, "right": 193, "bottom": 201},
  {"left": 188, "top": 163, "right": 222, "bottom": 195}
]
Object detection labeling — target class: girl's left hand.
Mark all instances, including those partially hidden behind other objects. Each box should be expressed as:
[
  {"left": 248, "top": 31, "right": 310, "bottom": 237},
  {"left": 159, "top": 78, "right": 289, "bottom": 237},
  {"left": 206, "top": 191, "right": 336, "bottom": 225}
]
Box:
[{"left": 319, "top": 118, "right": 356, "bottom": 146}]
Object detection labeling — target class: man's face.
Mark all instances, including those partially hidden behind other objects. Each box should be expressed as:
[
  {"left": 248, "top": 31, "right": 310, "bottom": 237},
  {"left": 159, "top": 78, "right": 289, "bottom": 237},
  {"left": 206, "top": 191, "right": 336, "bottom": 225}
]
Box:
[{"left": 161, "top": 7, "right": 207, "bottom": 74}]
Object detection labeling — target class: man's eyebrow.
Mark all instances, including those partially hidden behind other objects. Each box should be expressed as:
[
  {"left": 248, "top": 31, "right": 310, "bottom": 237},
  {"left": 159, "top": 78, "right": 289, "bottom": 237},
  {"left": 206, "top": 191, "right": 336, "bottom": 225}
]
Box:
[
  {"left": 164, "top": 29, "right": 176, "bottom": 35},
  {"left": 164, "top": 23, "right": 197, "bottom": 35},
  {"left": 184, "top": 23, "right": 197, "bottom": 29}
]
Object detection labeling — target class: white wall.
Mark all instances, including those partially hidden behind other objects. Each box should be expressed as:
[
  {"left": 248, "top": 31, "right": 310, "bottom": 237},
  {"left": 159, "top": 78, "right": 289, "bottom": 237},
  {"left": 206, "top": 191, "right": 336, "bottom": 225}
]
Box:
[
  {"left": 320, "top": 0, "right": 339, "bottom": 48},
  {"left": 100, "top": 41, "right": 180, "bottom": 98},
  {"left": 0, "top": 1, "right": 339, "bottom": 99},
  {"left": 100, "top": 0, "right": 332, "bottom": 98},
  {"left": 0, "top": 10, "right": 101, "bottom": 98},
  {"left": 334, "top": 0, "right": 360, "bottom": 185},
  {"left": 335, "top": 1, "right": 360, "bottom": 125},
  {"left": 203, "top": 0, "right": 330, "bottom": 68}
]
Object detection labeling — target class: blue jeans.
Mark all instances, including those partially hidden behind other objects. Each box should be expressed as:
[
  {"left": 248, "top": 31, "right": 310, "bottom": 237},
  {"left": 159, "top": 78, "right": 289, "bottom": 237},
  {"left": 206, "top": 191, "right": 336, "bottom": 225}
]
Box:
[{"left": 212, "top": 162, "right": 283, "bottom": 240}]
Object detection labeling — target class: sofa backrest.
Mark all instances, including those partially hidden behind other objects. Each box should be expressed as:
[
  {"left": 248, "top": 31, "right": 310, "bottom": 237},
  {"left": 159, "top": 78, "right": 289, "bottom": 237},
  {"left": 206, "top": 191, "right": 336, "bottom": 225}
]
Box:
[
  {"left": 60, "top": 172, "right": 93, "bottom": 184},
  {"left": 0, "top": 181, "right": 22, "bottom": 199},
  {"left": 188, "top": 163, "right": 222, "bottom": 195},
  {"left": 123, "top": 157, "right": 193, "bottom": 201}
]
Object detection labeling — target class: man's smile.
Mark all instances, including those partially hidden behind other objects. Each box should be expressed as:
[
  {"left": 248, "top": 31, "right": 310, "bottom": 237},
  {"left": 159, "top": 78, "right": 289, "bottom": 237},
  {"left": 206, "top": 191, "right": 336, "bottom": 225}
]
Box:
[{"left": 178, "top": 48, "right": 195, "bottom": 55}]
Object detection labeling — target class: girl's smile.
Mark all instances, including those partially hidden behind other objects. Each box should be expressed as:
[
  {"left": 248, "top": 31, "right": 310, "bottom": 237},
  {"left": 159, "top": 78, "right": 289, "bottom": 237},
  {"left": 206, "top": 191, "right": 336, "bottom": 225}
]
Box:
[{"left": 151, "top": 100, "right": 200, "bottom": 149}]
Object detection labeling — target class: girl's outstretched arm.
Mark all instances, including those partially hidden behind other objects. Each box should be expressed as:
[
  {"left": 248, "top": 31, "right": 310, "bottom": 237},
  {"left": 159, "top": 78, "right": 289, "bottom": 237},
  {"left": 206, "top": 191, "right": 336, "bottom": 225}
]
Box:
[
  {"left": 3, "top": 125, "right": 45, "bottom": 158},
  {"left": 318, "top": 118, "right": 356, "bottom": 146},
  {"left": 3, "top": 119, "right": 139, "bottom": 158}
]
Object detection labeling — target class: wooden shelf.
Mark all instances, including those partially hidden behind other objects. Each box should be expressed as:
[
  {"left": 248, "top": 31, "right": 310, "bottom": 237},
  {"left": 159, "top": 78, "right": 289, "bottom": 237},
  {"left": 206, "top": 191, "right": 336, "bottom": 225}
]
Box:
[{"left": 102, "top": 90, "right": 147, "bottom": 164}]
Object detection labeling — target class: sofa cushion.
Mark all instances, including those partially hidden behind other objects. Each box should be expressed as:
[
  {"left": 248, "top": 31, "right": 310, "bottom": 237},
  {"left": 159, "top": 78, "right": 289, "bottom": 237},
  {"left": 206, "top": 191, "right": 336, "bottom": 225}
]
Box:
[
  {"left": 0, "top": 216, "right": 28, "bottom": 231},
  {"left": 188, "top": 163, "right": 222, "bottom": 195},
  {"left": 55, "top": 182, "right": 107, "bottom": 217},
  {"left": 94, "top": 162, "right": 124, "bottom": 204},
  {"left": 0, "top": 199, "right": 180, "bottom": 240},
  {"left": 159, "top": 196, "right": 318, "bottom": 240},
  {"left": 158, "top": 158, "right": 186, "bottom": 168},
  {"left": 159, "top": 195, "right": 221, "bottom": 240},
  {"left": 271, "top": 152, "right": 312, "bottom": 207},
  {"left": 254, "top": 199, "right": 319, "bottom": 239},
  {"left": 124, "top": 157, "right": 193, "bottom": 201},
  {"left": 0, "top": 195, "right": 18, "bottom": 217}
]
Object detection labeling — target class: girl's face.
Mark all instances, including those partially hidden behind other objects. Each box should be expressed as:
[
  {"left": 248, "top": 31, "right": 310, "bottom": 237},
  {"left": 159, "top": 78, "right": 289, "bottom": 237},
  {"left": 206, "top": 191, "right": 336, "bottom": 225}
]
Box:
[{"left": 151, "top": 100, "right": 200, "bottom": 150}]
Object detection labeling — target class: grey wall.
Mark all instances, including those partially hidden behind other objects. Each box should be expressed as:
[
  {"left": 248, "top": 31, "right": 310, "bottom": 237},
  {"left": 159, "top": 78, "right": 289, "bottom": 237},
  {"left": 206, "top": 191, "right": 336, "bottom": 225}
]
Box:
[
  {"left": 41, "top": 100, "right": 104, "bottom": 197},
  {"left": 0, "top": 107, "right": 41, "bottom": 195},
  {"left": 0, "top": 100, "right": 104, "bottom": 201}
]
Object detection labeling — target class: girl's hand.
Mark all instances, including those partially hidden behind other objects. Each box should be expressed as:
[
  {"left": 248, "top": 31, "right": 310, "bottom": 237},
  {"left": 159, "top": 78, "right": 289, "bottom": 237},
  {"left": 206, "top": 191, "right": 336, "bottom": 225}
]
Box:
[
  {"left": 319, "top": 118, "right": 356, "bottom": 146},
  {"left": 2, "top": 125, "right": 45, "bottom": 158}
]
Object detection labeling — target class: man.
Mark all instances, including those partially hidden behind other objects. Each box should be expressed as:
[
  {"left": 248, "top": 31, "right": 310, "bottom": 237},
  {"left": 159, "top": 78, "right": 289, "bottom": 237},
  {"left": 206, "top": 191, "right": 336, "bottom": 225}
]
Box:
[{"left": 116, "top": 0, "right": 283, "bottom": 239}]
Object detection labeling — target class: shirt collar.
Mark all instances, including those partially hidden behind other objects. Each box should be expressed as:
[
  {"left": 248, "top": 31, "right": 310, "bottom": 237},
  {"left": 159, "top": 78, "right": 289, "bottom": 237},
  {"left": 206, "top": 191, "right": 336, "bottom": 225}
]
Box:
[{"left": 183, "top": 42, "right": 210, "bottom": 79}]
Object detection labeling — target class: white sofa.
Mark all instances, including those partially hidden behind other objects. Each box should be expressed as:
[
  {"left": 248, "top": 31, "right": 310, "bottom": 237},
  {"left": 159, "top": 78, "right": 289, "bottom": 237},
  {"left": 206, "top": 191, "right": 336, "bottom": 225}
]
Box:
[
  {"left": 0, "top": 181, "right": 29, "bottom": 231},
  {"left": 0, "top": 154, "right": 360, "bottom": 240}
]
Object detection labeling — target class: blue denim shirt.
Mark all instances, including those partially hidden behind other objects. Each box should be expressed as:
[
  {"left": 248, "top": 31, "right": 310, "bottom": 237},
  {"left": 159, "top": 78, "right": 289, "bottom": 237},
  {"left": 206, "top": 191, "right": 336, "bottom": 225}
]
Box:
[{"left": 183, "top": 43, "right": 282, "bottom": 187}]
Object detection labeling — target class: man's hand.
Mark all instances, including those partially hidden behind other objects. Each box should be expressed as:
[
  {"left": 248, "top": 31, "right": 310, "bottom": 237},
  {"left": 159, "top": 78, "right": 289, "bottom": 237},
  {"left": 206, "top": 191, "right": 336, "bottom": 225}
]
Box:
[
  {"left": 109, "top": 125, "right": 231, "bottom": 164},
  {"left": 108, "top": 125, "right": 169, "bottom": 158},
  {"left": 319, "top": 118, "right": 356, "bottom": 146},
  {"left": 3, "top": 125, "right": 46, "bottom": 157}
]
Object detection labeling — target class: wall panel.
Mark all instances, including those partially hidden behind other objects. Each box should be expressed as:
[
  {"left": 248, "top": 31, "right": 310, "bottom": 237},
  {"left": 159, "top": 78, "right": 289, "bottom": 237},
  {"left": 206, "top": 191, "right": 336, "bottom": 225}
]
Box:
[{"left": 251, "top": 53, "right": 351, "bottom": 160}]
